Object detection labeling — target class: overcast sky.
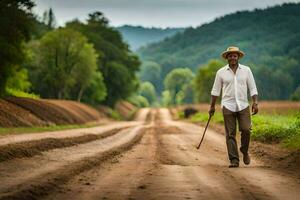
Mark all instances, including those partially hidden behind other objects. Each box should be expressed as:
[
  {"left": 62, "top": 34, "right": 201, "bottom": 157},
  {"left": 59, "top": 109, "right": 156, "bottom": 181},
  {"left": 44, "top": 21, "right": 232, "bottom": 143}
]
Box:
[{"left": 33, "top": 0, "right": 300, "bottom": 28}]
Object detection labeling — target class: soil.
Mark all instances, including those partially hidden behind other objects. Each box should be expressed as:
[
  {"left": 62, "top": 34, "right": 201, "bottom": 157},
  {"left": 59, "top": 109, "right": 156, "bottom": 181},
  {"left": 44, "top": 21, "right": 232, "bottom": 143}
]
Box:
[
  {"left": 0, "top": 108, "right": 299, "bottom": 200},
  {"left": 0, "top": 97, "right": 111, "bottom": 127}
]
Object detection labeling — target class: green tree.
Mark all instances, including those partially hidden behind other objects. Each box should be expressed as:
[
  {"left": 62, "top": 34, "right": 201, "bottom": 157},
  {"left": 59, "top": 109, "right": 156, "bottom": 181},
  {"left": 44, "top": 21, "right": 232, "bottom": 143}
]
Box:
[
  {"left": 0, "top": 0, "right": 35, "bottom": 96},
  {"left": 138, "top": 3, "right": 300, "bottom": 100},
  {"left": 164, "top": 68, "right": 195, "bottom": 105},
  {"left": 161, "top": 90, "right": 172, "bottom": 107},
  {"left": 194, "top": 59, "right": 225, "bottom": 102},
  {"left": 81, "top": 71, "right": 107, "bottom": 105},
  {"left": 6, "top": 68, "right": 31, "bottom": 92},
  {"left": 71, "top": 42, "right": 99, "bottom": 102},
  {"left": 139, "top": 82, "right": 157, "bottom": 105},
  {"left": 255, "top": 66, "right": 293, "bottom": 100},
  {"left": 42, "top": 7, "right": 56, "bottom": 30},
  {"left": 138, "top": 61, "right": 161, "bottom": 92},
  {"left": 36, "top": 28, "right": 99, "bottom": 99},
  {"left": 181, "top": 82, "right": 195, "bottom": 104},
  {"left": 66, "top": 12, "right": 140, "bottom": 107},
  {"left": 290, "top": 86, "right": 300, "bottom": 101}
]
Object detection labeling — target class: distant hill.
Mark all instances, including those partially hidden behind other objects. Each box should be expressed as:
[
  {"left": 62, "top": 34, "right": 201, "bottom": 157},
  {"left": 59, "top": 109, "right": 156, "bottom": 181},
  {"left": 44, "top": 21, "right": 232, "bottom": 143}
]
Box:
[
  {"left": 137, "top": 3, "right": 300, "bottom": 100},
  {"left": 116, "top": 25, "right": 185, "bottom": 51}
]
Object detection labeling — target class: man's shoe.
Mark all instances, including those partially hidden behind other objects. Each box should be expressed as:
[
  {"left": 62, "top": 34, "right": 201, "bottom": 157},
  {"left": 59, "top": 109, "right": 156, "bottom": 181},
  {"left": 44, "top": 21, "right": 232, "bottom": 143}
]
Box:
[
  {"left": 240, "top": 147, "right": 251, "bottom": 165},
  {"left": 229, "top": 159, "right": 239, "bottom": 168},
  {"left": 242, "top": 153, "right": 251, "bottom": 165}
]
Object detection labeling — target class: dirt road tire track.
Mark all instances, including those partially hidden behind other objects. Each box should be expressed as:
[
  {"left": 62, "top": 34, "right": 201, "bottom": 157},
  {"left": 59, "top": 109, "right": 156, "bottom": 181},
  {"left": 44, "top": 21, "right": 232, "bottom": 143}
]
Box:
[
  {"left": 0, "top": 126, "right": 147, "bottom": 200},
  {"left": 0, "top": 127, "right": 127, "bottom": 162},
  {"left": 0, "top": 108, "right": 299, "bottom": 200},
  {"left": 0, "top": 108, "right": 152, "bottom": 200}
]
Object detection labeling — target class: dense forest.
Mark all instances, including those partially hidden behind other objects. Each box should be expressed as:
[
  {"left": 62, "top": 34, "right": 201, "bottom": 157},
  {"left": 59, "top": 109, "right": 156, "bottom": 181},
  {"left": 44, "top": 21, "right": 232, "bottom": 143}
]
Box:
[
  {"left": 138, "top": 3, "right": 300, "bottom": 102},
  {"left": 0, "top": 0, "right": 141, "bottom": 107},
  {"left": 116, "top": 25, "right": 184, "bottom": 51}
]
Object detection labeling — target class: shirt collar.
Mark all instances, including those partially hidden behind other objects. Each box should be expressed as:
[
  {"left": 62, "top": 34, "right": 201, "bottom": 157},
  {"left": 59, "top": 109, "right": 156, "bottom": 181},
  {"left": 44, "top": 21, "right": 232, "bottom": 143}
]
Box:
[{"left": 226, "top": 64, "right": 241, "bottom": 70}]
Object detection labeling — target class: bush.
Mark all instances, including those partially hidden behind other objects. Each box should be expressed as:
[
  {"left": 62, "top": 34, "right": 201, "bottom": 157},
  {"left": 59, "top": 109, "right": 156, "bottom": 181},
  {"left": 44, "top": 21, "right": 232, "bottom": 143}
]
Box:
[{"left": 6, "top": 88, "right": 40, "bottom": 99}]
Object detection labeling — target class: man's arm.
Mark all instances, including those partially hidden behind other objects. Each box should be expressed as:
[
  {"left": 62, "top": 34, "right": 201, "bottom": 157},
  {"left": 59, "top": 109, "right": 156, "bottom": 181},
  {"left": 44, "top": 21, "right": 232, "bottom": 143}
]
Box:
[
  {"left": 247, "top": 68, "right": 258, "bottom": 115},
  {"left": 251, "top": 94, "right": 258, "bottom": 115},
  {"left": 209, "top": 71, "right": 222, "bottom": 116},
  {"left": 209, "top": 95, "right": 218, "bottom": 116}
]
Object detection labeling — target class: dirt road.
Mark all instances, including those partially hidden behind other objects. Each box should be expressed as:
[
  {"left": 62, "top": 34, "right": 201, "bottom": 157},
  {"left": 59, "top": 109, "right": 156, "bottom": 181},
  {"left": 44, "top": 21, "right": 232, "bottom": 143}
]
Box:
[{"left": 0, "top": 108, "right": 299, "bottom": 200}]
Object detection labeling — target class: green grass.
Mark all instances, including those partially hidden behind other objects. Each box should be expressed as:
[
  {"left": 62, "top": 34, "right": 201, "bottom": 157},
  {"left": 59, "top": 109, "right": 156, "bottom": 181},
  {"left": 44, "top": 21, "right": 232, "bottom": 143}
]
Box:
[
  {"left": 190, "top": 111, "right": 224, "bottom": 124},
  {"left": 6, "top": 88, "right": 40, "bottom": 99},
  {"left": 0, "top": 123, "right": 101, "bottom": 135},
  {"left": 189, "top": 111, "right": 300, "bottom": 149}
]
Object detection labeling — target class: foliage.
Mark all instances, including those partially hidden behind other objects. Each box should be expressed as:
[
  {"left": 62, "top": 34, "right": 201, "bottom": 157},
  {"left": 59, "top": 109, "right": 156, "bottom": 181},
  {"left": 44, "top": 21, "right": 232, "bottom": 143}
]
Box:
[
  {"left": 128, "top": 95, "right": 149, "bottom": 108},
  {"left": 139, "top": 82, "right": 157, "bottom": 105},
  {"left": 194, "top": 59, "right": 225, "bottom": 102},
  {"left": 138, "top": 3, "right": 300, "bottom": 100},
  {"left": 5, "top": 88, "right": 40, "bottom": 99},
  {"left": 6, "top": 68, "right": 31, "bottom": 92},
  {"left": 290, "top": 86, "right": 300, "bottom": 101},
  {"left": 42, "top": 8, "right": 56, "bottom": 30},
  {"left": 164, "top": 68, "right": 195, "bottom": 105},
  {"left": 161, "top": 90, "right": 172, "bottom": 107},
  {"left": 80, "top": 72, "right": 107, "bottom": 105},
  {"left": 66, "top": 12, "right": 141, "bottom": 107},
  {"left": 138, "top": 61, "right": 162, "bottom": 93},
  {"left": 32, "top": 28, "right": 100, "bottom": 100},
  {"left": 4, "top": 64, "right": 40, "bottom": 99},
  {"left": 0, "top": 0, "right": 35, "bottom": 96},
  {"left": 191, "top": 110, "right": 300, "bottom": 149}
]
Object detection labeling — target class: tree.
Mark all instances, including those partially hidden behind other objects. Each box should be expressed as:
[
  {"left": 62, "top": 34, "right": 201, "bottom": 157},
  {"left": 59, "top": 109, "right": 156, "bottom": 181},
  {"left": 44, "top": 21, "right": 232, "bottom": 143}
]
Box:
[
  {"left": 36, "top": 28, "right": 99, "bottom": 99},
  {"left": 255, "top": 65, "right": 293, "bottom": 100},
  {"left": 194, "top": 59, "right": 225, "bottom": 102},
  {"left": 43, "top": 8, "right": 56, "bottom": 30},
  {"left": 290, "top": 86, "right": 300, "bottom": 101},
  {"left": 181, "top": 82, "right": 195, "bottom": 104},
  {"left": 138, "top": 3, "right": 300, "bottom": 100},
  {"left": 139, "top": 82, "right": 157, "bottom": 105},
  {"left": 6, "top": 68, "right": 31, "bottom": 92},
  {"left": 81, "top": 71, "right": 107, "bottom": 105},
  {"left": 71, "top": 42, "right": 99, "bottom": 102},
  {"left": 0, "top": 0, "right": 35, "bottom": 96},
  {"left": 104, "top": 61, "right": 139, "bottom": 106},
  {"left": 164, "top": 68, "right": 195, "bottom": 105},
  {"left": 138, "top": 61, "right": 161, "bottom": 92},
  {"left": 66, "top": 12, "right": 141, "bottom": 107},
  {"left": 161, "top": 90, "right": 172, "bottom": 107},
  {"left": 128, "top": 95, "right": 149, "bottom": 108}
]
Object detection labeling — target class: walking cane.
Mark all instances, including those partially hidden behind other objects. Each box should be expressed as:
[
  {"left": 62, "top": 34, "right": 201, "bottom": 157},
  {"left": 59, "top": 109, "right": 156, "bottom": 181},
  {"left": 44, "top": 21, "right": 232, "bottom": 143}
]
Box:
[{"left": 196, "top": 113, "right": 213, "bottom": 149}]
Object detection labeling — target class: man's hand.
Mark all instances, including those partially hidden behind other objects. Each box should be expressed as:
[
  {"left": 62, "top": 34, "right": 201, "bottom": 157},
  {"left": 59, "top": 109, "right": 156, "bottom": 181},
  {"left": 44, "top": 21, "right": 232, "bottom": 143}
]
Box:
[
  {"left": 209, "top": 106, "right": 215, "bottom": 116},
  {"left": 252, "top": 103, "right": 258, "bottom": 115}
]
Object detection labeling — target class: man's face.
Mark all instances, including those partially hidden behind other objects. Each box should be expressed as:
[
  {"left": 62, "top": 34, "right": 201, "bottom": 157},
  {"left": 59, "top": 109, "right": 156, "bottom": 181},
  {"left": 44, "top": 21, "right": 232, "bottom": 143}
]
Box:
[{"left": 227, "top": 52, "right": 239, "bottom": 65}]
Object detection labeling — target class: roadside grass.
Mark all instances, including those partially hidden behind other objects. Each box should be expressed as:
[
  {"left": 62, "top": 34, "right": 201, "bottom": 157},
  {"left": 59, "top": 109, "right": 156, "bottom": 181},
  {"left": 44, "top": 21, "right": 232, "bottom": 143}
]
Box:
[
  {"left": 188, "top": 111, "right": 300, "bottom": 149},
  {"left": 0, "top": 108, "right": 137, "bottom": 136}
]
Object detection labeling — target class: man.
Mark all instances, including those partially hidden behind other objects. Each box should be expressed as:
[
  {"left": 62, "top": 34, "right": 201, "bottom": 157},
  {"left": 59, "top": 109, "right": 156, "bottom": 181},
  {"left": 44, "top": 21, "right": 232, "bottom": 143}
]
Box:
[{"left": 209, "top": 46, "right": 258, "bottom": 168}]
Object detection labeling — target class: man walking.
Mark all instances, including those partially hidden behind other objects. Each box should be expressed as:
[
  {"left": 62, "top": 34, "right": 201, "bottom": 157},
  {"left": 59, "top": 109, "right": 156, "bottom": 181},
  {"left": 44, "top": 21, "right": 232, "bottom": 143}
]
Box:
[{"left": 209, "top": 46, "right": 258, "bottom": 168}]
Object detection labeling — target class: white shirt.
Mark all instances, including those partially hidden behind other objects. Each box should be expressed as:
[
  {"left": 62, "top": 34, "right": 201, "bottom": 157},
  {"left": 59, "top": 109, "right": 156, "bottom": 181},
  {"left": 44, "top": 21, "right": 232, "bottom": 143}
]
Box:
[{"left": 211, "top": 64, "right": 258, "bottom": 112}]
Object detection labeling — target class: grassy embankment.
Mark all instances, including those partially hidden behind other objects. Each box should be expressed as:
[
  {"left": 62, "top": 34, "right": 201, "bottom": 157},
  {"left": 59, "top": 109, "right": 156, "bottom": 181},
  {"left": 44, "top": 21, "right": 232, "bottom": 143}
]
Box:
[
  {"left": 182, "top": 111, "right": 300, "bottom": 149},
  {"left": 0, "top": 107, "right": 138, "bottom": 136}
]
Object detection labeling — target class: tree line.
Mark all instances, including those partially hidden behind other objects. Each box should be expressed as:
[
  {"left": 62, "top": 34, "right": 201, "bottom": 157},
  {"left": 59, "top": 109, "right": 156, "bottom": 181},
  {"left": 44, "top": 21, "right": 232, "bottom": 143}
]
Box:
[
  {"left": 0, "top": 0, "right": 140, "bottom": 107},
  {"left": 137, "top": 3, "right": 300, "bottom": 101}
]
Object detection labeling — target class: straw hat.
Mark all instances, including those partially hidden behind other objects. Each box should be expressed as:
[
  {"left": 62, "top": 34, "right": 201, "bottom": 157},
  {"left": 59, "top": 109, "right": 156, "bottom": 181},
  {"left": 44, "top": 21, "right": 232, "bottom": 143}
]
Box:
[{"left": 221, "top": 46, "right": 245, "bottom": 59}]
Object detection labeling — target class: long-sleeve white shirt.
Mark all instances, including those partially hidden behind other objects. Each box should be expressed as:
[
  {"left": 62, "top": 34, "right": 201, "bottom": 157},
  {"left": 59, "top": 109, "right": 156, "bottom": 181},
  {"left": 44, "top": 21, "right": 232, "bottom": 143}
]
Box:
[{"left": 211, "top": 64, "right": 258, "bottom": 112}]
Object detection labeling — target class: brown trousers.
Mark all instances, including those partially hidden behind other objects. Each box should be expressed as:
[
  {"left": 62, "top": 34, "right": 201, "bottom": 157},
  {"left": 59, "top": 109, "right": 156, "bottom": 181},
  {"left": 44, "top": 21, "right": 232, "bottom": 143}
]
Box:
[{"left": 222, "top": 106, "right": 251, "bottom": 162}]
